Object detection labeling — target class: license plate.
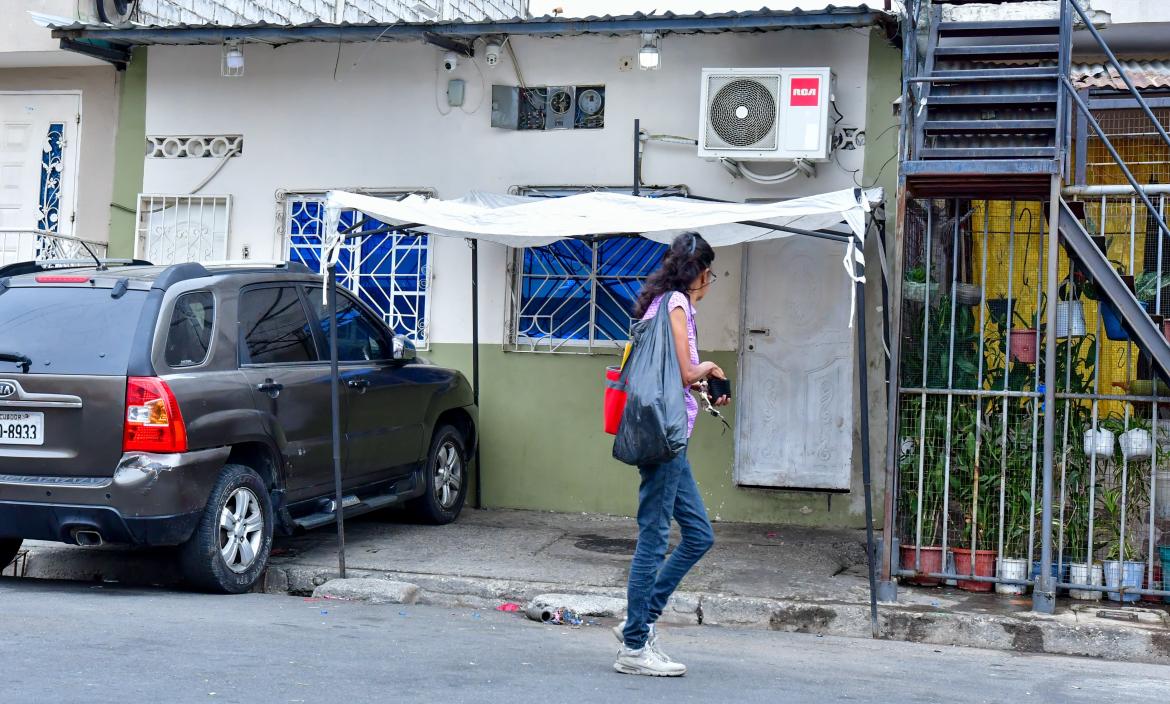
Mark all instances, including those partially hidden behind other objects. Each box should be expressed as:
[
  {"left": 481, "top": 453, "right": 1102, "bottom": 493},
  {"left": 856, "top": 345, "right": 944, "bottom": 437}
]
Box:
[{"left": 0, "top": 411, "right": 44, "bottom": 446}]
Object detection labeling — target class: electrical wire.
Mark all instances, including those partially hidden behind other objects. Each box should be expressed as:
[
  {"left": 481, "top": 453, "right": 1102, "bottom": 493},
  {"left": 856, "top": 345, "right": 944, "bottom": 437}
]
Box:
[
  {"left": 434, "top": 58, "right": 453, "bottom": 116},
  {"left": 503, "top": 36, "right": 527, "bottom": 89},
  {"left": 190, "top": 145, "right": 241, "bottom": 195},
  {"left": 460, "top": 55, "right": 487, "bottom": 115}
]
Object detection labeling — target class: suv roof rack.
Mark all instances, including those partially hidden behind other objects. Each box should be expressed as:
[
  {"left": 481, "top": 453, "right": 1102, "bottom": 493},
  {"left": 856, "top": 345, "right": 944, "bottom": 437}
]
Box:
[
  {"left": 0, "top": 258, "right": 153, "bottom": 279},
  {"left": 201, "top": 260, "right": 313, "bottom": 274}
]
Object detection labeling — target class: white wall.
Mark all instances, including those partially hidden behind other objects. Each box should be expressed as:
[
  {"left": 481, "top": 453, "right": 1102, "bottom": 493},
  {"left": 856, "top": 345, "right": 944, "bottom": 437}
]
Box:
[{"left": 142, "top": 29, "right": 874, "bottom": 349}]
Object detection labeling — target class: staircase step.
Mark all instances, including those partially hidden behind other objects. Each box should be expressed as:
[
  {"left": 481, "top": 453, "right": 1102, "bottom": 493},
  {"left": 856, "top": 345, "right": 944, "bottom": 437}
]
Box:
[
  {"left": 928, "top": 92, "right": 1058, "bottom": 106},
  {"left": 935, "top": 43, "right": 1060, "bottom": 61},
  {"left": 920, "top": 146, "right": 1058, "bottom": 159},
  {"left": 938, "top": 19, "right": 1060, "bottom": 37},
  {"left": 931, "top": 67, "right": 1059, "bottom": 80},
  {"left": 923, "top": 119, "right": 1057, "bottom": 133}
]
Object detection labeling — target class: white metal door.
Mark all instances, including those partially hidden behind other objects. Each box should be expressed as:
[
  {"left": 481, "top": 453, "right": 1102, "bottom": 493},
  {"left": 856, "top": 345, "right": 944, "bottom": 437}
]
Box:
[
  {"left": 735, "top": 236, "right": 854, "bottom": 490},
  {"left": 0, "top": 93, "right": 80, "bottom": 238}
]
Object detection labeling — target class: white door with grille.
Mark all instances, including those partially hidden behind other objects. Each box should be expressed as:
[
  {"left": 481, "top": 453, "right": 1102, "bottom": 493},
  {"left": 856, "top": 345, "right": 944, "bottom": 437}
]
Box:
[
  {"left": 735, "top": 236, "right": 855, "bottom": 490},
  {"left": 0, "top": 93, "right": 81, "bottom": 263}
]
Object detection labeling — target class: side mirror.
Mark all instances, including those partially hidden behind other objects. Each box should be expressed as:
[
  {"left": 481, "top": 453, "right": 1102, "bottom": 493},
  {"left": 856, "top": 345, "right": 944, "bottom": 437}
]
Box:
[{"left": 392, "top": 334, "right": 416, "bottom": 362}]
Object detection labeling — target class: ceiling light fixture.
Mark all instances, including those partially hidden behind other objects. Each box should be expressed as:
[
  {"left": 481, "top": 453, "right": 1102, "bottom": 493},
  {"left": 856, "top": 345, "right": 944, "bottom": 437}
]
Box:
[
  {"left": 222, "top": 41, "right": 244, "bottom": 77},
  {"left": 638, "top": 32, "right": 660, "bottom": 71}
]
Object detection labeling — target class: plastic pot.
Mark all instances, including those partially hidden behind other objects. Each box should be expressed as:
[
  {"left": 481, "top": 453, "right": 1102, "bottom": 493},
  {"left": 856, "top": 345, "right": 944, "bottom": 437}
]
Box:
[
  {"left": 1083, "top": 428, "right": 1116, "bottom": 461},
  {"left": 1100, "top": 300, "right": 1148, "bottom": 342},
  {"left": 899, "top": 545, "right": 944, "bottom": 587},
  {"left": 952, "top": 547, "right": 997, "bottom": 592},
  {"left": 1103, "top": 560, "right": 1145, "bottom": 602},
  {"left": 1009, "top": 329, "right": 1038, "bottom": 364},
  {"left": 1055, "top": 300, "right": 1087, "bottom": 338},
  {"left": 1160, "top": 546, "right": 1170, "bottom": 604},
  {"left": 1156, "top": 470, "right": 1170, "bottom": 520},
  {"left": 1069, "top": 562, "right": 1104, "bottom": 601},
  {"left": 903, "top": 281, "right": 939, "bottom": 306},
  {"left": 1120, "top": 428, "right": 1152, "bottom": 461},
  {"left": 994, "top": 556, "right": 1029, "bottom": 596},
  {"left": 954, "top": 283, "right": 983, "bottom": 307}
]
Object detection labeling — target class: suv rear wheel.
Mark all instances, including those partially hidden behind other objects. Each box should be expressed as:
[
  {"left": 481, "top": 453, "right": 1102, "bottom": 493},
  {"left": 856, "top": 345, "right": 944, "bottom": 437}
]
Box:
[
  {"left": 408, "top": 425, "right": 468, "bottom": 525},
  {"left": 0, "top": 538, "right": 22, "bottom": 572},
  {"left": 180, "top": 464, "right": 273, "bottom": 594}
]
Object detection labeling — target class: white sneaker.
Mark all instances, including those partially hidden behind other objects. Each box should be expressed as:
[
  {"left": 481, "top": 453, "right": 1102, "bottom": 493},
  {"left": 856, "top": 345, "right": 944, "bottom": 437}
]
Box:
[
  {"left": 612, "top": 621, "right": 674, "bottom": 663},
  {"left": 613, "top": 646, "right": 687, "bottom": 677}
]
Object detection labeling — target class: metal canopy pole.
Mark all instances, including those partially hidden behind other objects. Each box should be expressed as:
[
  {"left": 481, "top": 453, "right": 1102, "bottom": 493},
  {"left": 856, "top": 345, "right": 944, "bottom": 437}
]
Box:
[
  {"left": 471, "top": 239, "right": 482, "bottom": 509},
  {"left": 327, "top": 263, "right": 347, "bottom": 578},
  {"left": 853, "top": 231, "right": 881, "bottom": 639}
]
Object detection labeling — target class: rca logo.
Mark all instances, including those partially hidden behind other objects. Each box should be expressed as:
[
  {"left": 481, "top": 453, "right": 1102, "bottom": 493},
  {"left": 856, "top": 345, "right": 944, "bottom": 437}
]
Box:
[{"left": 790, "top": 78, "right": 820, "bottom": 107}]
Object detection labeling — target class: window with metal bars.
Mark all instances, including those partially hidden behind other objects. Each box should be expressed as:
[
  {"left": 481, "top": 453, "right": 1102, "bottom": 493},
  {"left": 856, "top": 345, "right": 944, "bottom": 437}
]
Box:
[
  {"left": 505, "top": 187, "right": 685, "bottom": 353},
  {"left": 281, "top": 191, "right": 433, "bottom": 348}
]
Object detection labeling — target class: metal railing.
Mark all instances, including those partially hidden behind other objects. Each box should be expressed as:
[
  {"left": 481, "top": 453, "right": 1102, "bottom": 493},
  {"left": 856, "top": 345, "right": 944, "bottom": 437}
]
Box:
[
  {"left": 894, "top": 197, "right": 1170, "bottom": 601},
  {"left": 0, "top": 230, "right": 109, "bottom": 267}
]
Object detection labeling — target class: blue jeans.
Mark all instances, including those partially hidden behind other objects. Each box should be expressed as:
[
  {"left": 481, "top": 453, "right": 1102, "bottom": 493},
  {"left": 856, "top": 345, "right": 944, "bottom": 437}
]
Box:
[{"left": 623, "top": 448, "right": 715, "bottom": 649}]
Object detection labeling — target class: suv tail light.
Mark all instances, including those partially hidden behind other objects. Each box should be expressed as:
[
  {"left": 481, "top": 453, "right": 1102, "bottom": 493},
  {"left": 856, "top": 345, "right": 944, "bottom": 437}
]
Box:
[{"left": 123, "top": 377, "right": 188, "bottom": 453}]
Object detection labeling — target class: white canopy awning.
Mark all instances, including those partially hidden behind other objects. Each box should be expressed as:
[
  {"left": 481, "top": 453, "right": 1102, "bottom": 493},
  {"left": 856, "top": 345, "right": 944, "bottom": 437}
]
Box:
[
  {"left": 324, "top": 187, "right": 881, "bottom": 248},
  {"left": 322, "top": 186, "right": 883, "bottom": 324}
]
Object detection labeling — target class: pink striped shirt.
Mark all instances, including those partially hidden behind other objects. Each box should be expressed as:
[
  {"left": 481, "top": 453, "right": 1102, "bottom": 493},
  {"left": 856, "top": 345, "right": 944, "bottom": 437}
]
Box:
[{"left": 642, "top": 291, "right": 699, "bottom": 437}]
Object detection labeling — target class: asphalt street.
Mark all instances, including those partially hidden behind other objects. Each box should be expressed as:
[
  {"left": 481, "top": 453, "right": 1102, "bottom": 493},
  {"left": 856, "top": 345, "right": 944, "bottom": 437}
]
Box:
[{"left": 3, "top": 577, "right": 1169, "bottom": 704}]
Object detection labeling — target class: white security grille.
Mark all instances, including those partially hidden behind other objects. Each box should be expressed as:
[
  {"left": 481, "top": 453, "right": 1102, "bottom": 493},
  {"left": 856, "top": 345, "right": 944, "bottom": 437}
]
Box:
[
  {"left": 282, "top": 192, "right": 432, "bottom": 347},
  {"left": 135, "top": 194, "right": 231, "bottom": 264}
]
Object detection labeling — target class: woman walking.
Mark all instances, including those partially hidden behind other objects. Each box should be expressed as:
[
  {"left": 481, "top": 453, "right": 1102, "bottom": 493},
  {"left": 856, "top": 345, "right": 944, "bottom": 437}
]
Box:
[{"left": 613, "top": 231, "right": 729, "bottom": 677}]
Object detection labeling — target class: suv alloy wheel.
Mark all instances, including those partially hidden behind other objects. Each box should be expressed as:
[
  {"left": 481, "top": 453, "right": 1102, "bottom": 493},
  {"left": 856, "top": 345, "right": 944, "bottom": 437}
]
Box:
[
  {"left": 410, "top": 425, "right": 468, "bottom": 525},
  {"left": 180, "top": 464, "right": 273, "bottom": 593}
]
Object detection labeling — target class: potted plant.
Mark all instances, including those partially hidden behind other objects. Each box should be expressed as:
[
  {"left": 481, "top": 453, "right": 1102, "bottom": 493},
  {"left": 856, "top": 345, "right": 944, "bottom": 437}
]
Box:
[
  {"left": 996, "top": 483, "right": 1031, "bottom": 596},
  {"left": 1097, "top": 453, "right": 1148, "bottom": 603},
  {"left": 903, "top": 265, "right": 939, "bottom": 307},
  {"left": 950, "top": 401, "right": 999, "bottom": 592},
  {"left": 897, "top": 403, "right": 947, "bottom": 586},
  {"left": 1007, "top": 306, "right": 1040, "bottom": 365}
]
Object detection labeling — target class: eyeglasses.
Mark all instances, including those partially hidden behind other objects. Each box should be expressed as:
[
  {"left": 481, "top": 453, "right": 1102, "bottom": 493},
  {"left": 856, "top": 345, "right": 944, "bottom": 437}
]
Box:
[{"left": 707, "top": 269, "right": 718, "bottom": 283}]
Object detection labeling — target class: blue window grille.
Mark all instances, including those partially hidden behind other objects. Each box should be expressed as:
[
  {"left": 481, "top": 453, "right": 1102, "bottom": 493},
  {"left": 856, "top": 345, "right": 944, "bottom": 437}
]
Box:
[
  {"left": 285, "top": 195, "right": 431, "bottom": 347},
  {"left": 509, "top": 187, "right": 683, "bottom": 353}
]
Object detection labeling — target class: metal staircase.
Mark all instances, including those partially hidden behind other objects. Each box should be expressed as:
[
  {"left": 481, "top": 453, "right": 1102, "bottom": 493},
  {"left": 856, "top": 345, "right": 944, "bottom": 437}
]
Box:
[
  {"left": 902, "top": 1, "right": 1064, "bottom": 196},
  {"left": 886, "top": 0, "right": 1170, "bottom": 612}
]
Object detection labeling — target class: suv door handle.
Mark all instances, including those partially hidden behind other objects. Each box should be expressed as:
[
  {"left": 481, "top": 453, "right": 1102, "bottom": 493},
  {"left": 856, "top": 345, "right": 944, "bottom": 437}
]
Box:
[
  {"left": 346, "top": 378, "right": 371, "bottom": 392},
  {"left": 256, "top": 379, "right": 283, "bottom": 399}
]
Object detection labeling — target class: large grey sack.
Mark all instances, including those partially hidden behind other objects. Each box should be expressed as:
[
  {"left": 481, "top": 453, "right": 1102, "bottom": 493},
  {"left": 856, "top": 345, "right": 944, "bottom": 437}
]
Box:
[{"left": 612, "top": 301, "right": 688, "bottom": 466}]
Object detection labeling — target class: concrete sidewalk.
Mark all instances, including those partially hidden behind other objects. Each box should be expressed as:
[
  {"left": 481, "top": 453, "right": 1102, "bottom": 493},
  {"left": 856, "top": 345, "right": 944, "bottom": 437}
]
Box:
[{"left": 14, "top": 508, "right": 1170, "bottom": 665}]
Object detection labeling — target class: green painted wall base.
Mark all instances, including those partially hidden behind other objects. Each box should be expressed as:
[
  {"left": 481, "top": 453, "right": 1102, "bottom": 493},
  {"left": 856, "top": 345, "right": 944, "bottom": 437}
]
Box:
[
  {"left": 107, "top": 50, "right": 147, "bottom": 259},
  {"left": 426, "top": 343, "right": 879, "bottom": 527}
]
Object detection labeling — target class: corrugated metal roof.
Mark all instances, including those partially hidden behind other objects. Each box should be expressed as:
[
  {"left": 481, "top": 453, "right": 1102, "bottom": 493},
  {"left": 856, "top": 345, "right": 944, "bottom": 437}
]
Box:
[
  {"left": 49, "top": 6, "right": 896, "bottom": 46},
  {"left": 1073, "top": 61, "right": 1170, "bottom": 90}
]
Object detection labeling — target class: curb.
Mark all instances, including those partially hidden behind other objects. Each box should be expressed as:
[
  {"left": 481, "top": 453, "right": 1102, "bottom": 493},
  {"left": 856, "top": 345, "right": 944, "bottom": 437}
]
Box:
[{"left": 263, "top": 564, "right": 1170, "bottom": 665}]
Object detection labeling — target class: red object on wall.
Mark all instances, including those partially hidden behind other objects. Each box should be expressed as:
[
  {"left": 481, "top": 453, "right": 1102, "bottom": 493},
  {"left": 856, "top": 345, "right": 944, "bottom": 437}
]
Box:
[
  {"left": 604, "top": 366, "right": 626, "bottom": 435},
  {"left": 790, "top": 77, "right": 820, "bottom": 107}
]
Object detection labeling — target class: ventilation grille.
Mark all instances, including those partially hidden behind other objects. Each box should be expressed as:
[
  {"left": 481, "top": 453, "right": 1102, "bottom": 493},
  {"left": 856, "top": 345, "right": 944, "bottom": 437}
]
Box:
[
  {"left": 146, "top": 135, "right": 244, "bottom": 159},
  {"left": 703, "top": 75, "right": 779, "bottom": 151}
]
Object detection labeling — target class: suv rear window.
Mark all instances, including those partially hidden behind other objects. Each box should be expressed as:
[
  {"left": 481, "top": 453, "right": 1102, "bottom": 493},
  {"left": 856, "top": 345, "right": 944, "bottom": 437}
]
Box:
[
  {"left": 165, "top": 291, "right": 215, "bottom": 368},
  {"left": 0, "top": 286, "right": 147, "bottom": 376}
]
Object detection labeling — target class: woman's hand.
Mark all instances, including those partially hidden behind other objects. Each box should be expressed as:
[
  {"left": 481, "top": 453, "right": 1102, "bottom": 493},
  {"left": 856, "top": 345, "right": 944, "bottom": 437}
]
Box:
[{"left": 703, "top": 363, "right": 731, "bottom": 406}]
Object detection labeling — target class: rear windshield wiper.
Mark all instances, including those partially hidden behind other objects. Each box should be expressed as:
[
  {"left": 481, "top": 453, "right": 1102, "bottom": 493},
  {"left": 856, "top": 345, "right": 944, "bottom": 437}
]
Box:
[{"left": 0, "top": 352, "right": 31, "bottom": 373}]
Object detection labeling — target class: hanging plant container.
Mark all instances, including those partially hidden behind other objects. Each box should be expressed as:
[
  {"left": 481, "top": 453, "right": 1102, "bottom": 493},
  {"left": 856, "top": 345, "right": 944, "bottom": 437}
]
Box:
[
  {"left": 1156, "top": 470, "right": 1170, "bottom": 520},
  {"left": 1069, "top": 562, "right": 1104, "bottom": 601},
  {"left": 903, "top": 281, "right": 940, "bottom": 306},
  {"left": 1100, "top": 300, "right": 1148, "bottom": 342},
  {"left": 994, "top": 556, "right": 1029, "bottom": 596},
  {"left": 1119, "top": 428, "right": 1153, "bottom": 461},
  {"left": 899, "top": 545, "right": 944, "bottom": 587},
  {"left": 952, "top": 547, "right": 997, "bottom": 592},
  {"left": 1103, "top": 560, "right": 1146, "bottom": 602},
  {"left": 1083, "top": 428, "right": 1116, "bottom": 460},
  {"left": 954, "top": 283, "right": 983, "bottom": 307},
  {"left": 1055, "top": 301, "right": 1087, "bottom": 338},
  {"left": 1009, "top": 329, "right": 1038, "bottom": 364}
]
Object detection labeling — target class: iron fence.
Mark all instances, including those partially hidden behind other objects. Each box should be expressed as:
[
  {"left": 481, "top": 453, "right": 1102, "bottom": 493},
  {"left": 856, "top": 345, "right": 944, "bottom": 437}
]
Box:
[
  {"left": 894, "top": 197, "right": 1170, "bottom": 601},
  {"left": 0, "top": 230, "right": 109, "bottom": 267}
]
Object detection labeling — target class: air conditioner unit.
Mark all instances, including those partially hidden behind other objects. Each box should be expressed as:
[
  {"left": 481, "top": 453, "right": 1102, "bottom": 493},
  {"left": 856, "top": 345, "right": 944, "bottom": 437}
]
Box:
[{"left": 698, "top": 67, "right": 833, "bottom": 161}]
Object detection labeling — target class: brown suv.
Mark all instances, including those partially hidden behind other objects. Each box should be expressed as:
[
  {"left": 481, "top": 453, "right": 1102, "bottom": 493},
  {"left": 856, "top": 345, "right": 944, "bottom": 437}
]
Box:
[{"left": 0, "top": 260, "right": 476, "bottom": 592}]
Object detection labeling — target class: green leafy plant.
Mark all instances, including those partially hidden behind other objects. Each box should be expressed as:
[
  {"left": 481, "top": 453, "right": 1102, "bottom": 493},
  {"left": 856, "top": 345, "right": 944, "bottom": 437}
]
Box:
[{"left": 1133, "top": 272, "right": 1170, "bottom": 304}]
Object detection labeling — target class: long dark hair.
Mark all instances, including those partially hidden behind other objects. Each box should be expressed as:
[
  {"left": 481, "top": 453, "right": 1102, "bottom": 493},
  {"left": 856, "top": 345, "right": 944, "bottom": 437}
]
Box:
[{"left": 633, "top": 231, "right": 715, "bottom": 318}]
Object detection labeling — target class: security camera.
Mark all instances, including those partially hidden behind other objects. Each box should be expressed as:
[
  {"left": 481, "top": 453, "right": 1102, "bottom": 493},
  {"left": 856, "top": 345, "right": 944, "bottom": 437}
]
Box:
[
  {"left": 484, "top": 43, "right": 501, "bottom": 67},
  {"left": 442, "top": 51, "right": 458, "bottom": 73}
]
